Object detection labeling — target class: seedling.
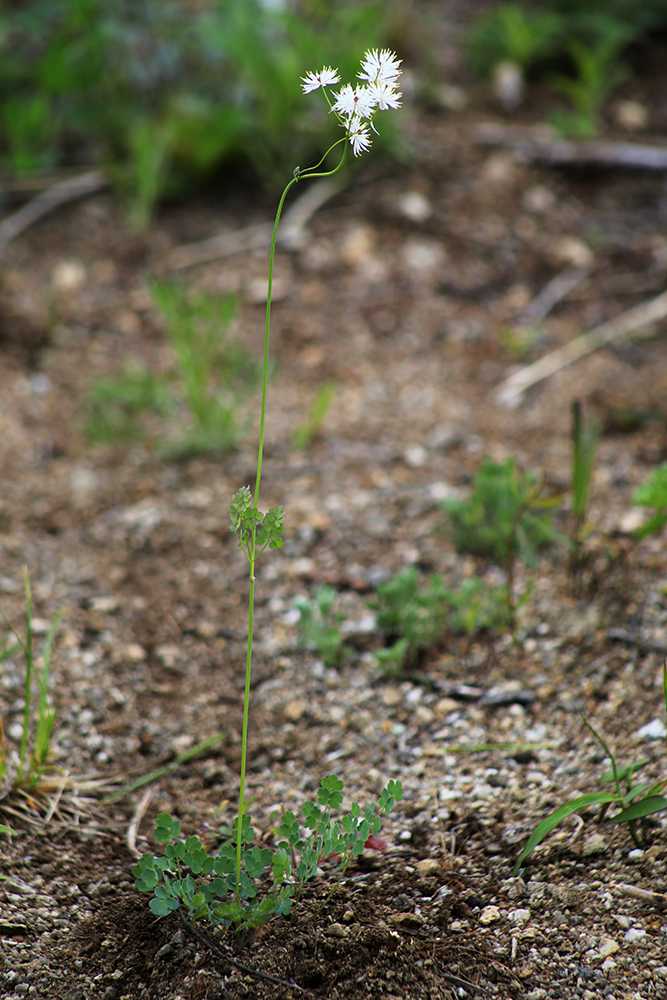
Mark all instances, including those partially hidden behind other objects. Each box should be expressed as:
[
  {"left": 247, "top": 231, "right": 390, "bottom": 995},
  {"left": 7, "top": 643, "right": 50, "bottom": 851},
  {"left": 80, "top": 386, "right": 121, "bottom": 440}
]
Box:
[
  {"left": 85, "top": 365, "right": 172, "bottom": 445},
  {"left": 549, "top": 24, "right": 633, "bottom": 138},
  {"left": 465, "top": 3, "right": 563, "bottom": 78},
  {"left": 513, "top": 665, "right": 667, "bottom": 874},
  {"left": 442, "top": 457, "right": 564, "bottom": 622},
  {"left": 295, "top": 586, "right": 347, "bottom": 668},
  {"left": 136, "top": 49, "right": 404, "bottom": 930},
  {"left": 292, "top": 381, "right": 338, "bottom": 451},
  {"left": 369, "top": 568, "right": 513, "bottom": 675},
  {"left": 633, "top": 462, "right": 667, "bottom": 539},
  {"left": 0, "top": 568, "right": 61, "bottom": 797},
  {"left": 135, "top": 775, "right": 402, "bottom": 931},
  {"left": 369, "top": 567, "right": 448, "bottom": 673}
]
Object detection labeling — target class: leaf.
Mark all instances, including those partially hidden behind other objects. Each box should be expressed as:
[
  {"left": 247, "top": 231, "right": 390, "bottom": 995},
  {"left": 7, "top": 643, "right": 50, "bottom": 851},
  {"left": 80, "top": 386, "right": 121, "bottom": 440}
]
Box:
[
  {"left": 513, "top": 791, "right": 620, "bottom": 874},
  {"left": 608, "top": 795, "right": 667, "bottom": 824},
  {"left": 318, "top": 774, "right": 344, "bottom": 809},
  {"left": 149, "top": 896, "right": 179, "bottom": 916},
  {"left": 154, "top": 813, "right": 180, "bottom": 843},
  {"left": 601, "top": 761, "right": 648, "bottom": 784}
]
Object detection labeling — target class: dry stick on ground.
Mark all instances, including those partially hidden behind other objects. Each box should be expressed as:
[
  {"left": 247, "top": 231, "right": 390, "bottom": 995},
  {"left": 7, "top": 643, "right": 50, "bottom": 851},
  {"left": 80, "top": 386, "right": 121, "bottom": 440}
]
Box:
[
  {"left": 615, "top": 883, "right": 667, "bottom": 908},
  {"left": 0, "top": 169, "right": 109, "bottom": 250},
  {"left": 474, "top": 123, "right": 667, "bottom": 171},
  {"left": 516, "top": 266, "right": 590, "bottom": 327},
  {"left": 165, "top": 175, "right": 346, "bottom": 272},
  {"left": 496, "top": 289, "right": 667, "bottom": 406},
  {"left": 126, "top": 786, "right": 154, "bottom": 859}
]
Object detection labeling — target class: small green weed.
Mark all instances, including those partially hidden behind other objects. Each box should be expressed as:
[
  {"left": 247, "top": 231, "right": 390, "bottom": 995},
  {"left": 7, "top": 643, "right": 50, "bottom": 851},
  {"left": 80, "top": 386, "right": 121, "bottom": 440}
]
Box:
[
  {"left": 549, "top": 23, "right": 633, "bottom": 137},
  {"left": 85, "top": 365, "right": 172, "bottom": 445},
  {"left": 369, "top": 567, "right": 448, "bottom": 674},
  {"left": 0, "top": 568, "right": 61, "bottom": 796},
  {"left": 295, "top": 586, "right": 346, "bottom": 668},
  {"left": 442, "top": 458, "right": 560, "bottom": 568},
  {"left": 465, "top": 4, "right": 564, "bottom": 78},
  {"left": 292, "top": 381, "right": 338, "bottom": 451},
  {"left": 134, "top": 775, "right": 402, "bottom": 931},
  {"left": 633, "top": 462, "right": 667, "bottom": 539},
  {"left": 442, "top": 458, "right": 565, "bottom": 625},
  {"left": 513, "top": 666, "right": 667, "bottom": 874},
  {"left": 152, "top": 280, "right": 261, "bottom": 458},
  {"left": 369, "top": 568, "right": 512, "bottom": 675},
  {"left": 86, "top": 283, "right": 262, "bottom": 457}
]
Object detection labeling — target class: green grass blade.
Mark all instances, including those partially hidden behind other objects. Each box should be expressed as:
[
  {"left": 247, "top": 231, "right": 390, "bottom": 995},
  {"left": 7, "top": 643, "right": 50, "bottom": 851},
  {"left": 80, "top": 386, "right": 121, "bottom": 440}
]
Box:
[
  {"left": 609, "top": 795, "right": 667, "bottom": 824},
  {"left": 102, "top": 734, "right": 226, "bottom": 804},
  {"left": 513, "top": 791, "right": 620, "bottom": 874}
]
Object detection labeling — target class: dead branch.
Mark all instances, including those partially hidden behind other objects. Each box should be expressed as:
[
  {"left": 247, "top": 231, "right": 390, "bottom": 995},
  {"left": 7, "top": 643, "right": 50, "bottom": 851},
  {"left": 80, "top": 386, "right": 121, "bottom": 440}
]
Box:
[
  {"left": 517, "top": 266, "right": 590, "bottom": 326},
  {"left": 165, "top": 175, "right": 346, "bottom": 271},
  {"left": 496, "top": 289, "right": 667, "bottom": 406},
  {"left": 475, "top": 123, "right": 667, "bottom": 170},
  {"left": 615, "top": 883, "right": 667, "bottom": 908},
  {"left": 126, "top": 786, "right": 154, "bottom": 858},
  {"left": 0, "top": 169, "right": 108, "bottom": 250}
]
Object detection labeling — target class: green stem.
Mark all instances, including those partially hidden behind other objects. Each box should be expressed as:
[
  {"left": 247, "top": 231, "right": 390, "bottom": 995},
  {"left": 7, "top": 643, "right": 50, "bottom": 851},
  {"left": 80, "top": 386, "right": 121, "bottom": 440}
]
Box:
[
  {"left": 17, "top": 567, "right": 32, "bottom": 784},
  {"left": 235, "top": 141, "right": 348, "bottom": 902}
]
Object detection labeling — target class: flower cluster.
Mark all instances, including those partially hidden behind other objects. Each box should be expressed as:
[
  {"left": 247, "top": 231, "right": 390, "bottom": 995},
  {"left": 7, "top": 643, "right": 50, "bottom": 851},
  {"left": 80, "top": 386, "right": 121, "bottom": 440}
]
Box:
[{"left": 301, "top": 49, "right": 402, "bottom": 157}]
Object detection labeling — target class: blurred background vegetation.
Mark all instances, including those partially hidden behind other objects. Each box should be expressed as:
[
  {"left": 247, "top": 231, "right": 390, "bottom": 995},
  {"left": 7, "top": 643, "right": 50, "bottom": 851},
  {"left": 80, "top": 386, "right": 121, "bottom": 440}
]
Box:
[
  {"left": 3, "top": 0, "right": 667, "bottom": 226},
  {"left": 0, "top": 0, "right": 403, "bottom": 226}
]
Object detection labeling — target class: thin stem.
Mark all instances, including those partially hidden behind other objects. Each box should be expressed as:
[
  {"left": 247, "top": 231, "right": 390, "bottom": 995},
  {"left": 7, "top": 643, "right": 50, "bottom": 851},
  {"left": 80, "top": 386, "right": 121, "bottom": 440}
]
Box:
[
  {"left": 17, "top": 567, "right": 32, "bottom": 783},
  {"left": 236, "top": 141, "right": 348, "bottom": 902},
  {"left": 254, "top": 140, "right": 346, "bottom": 507}
]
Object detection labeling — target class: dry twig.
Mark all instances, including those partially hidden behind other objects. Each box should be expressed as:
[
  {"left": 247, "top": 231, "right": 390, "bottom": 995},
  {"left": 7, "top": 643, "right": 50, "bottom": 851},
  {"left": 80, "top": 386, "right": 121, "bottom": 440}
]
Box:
[
  {"left": 615, "top": 883, "right": 667, "bottom": 908},
  {"left": 475, "top": 123, "right": 667, "bottom": 171},
  {"left": 517, "top": 267, "right": 590, "bottom": 326},
  {"left": 165, "top": 175, "right": 345, "bottom": 271},
  {"left": 496, "top": 290, "right": 667, "bottom": 406},
  {"left": 126, "top": 786, "right": 154, "bottom": 858},
  {"left": 0, "top": 169, "right": 108, "bottom": 250}
]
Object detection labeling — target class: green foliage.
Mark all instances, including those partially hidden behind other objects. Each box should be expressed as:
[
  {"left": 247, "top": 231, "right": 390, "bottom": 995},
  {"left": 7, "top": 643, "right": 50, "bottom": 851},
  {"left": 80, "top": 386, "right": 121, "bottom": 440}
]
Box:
[
  {"left": 153, "top": 280, "right": 261, "bottom": 457},
  {"left": 229, "top": 486, "right": 285, "bottom": 562},
  {"left": 513, "top": 666, "right": 667, "bottom": 874},
  {"left": 442, "top": 458, "right": 563, "bottom": 570},
  {"left": 0, "top": 0, "right": 398, "bottom": 221},
  {"left": 368, "top": 567, "right": 514, "bottom": 675},
  {"left": 466, "top": 4, "right": 564, "bottom": 78},
  {"left": 369, "top": 568, "right": 448, "bottom": 673},
  {"left": 0, "top": 568, "right": 62, "bottom": 792},
  {"left": 549, "top": 21, "right": 634, "bottom": 137},
  {"left": 295, "top": 586, "right": 346, "bottom": 668},
  {"left": 86, "top": 282, "right": 261, "bottom": 456},
  {"left": 466, "top": 1, "right": 667, "bottom": 139},
  {"left": 85, "top": 366, "right": 172, "bottom": 445},
  {"left": 292, "top": 381, "right": 338, "bottom": 451},
  {"left": 633, "top": 462, "right": 667, "bottom": 539},
  {"left": 134, "top": 776, "right": 403, "bottom": 931}
]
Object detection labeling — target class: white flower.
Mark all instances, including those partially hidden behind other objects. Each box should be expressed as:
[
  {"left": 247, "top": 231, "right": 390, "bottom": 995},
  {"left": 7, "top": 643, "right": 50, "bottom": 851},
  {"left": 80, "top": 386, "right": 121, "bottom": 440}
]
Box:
[
  {"left": 332, "top": 83, "right": 377, "bottom": 120},
  {"left": 347, "top": 115, "right": 372, "bottom": 156},
  {"left": 300, "top": 66, "right": 340, "bottom": 94},
  {"left": 369, "top": 79, "right": 402, "bottom": 111},
  {"left": 358, "top": 49, "right": 402, "bottom": 86}
]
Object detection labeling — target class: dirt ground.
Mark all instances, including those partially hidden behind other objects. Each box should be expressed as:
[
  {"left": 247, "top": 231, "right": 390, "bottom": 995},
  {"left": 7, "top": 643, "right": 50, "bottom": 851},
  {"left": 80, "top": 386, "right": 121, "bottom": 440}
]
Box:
[{"left": 2, "top": 22, "right": 667, "bottom": 1000}]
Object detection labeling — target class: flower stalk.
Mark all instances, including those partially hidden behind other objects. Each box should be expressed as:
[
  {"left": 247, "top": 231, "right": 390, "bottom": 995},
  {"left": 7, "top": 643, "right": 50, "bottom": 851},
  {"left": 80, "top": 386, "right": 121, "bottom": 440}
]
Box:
[{"left": 230, "top": 49, "right": 403, "bottom": 904}]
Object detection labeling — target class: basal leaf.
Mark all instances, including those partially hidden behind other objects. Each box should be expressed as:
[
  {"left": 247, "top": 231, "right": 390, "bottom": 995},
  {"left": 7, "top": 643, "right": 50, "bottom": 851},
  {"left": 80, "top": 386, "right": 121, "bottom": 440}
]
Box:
[
  {"left": 513, "top": 791, "right": 619, "bottom": 874},
  {"left": 608, "top": 795, "right": 667, "bottom": 824}
]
